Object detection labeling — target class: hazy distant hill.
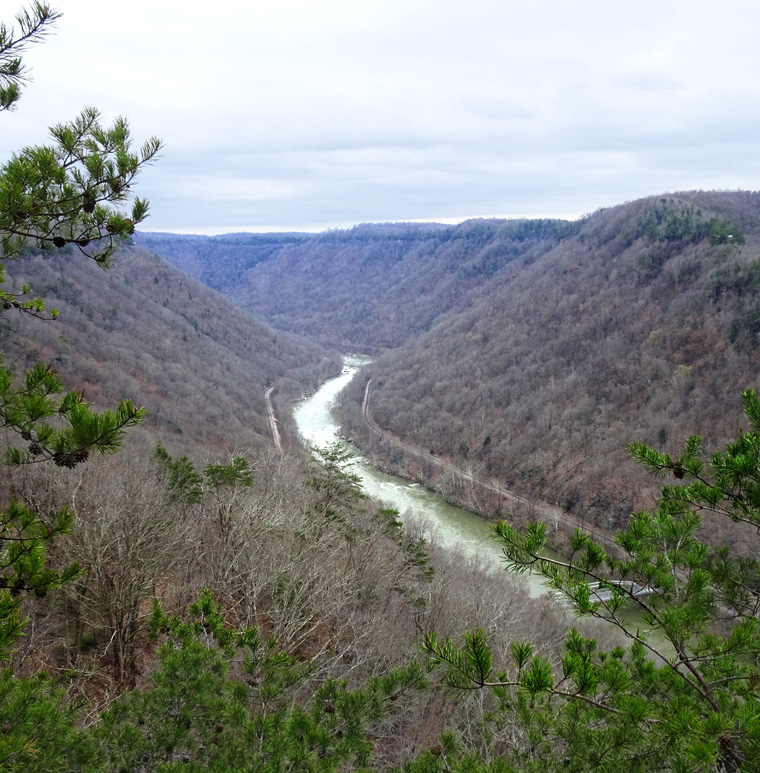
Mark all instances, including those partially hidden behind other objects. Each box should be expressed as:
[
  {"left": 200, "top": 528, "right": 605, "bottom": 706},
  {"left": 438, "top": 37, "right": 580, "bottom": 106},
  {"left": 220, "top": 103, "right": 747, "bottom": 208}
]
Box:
[
  {"left": 0, "top": 244, "right": 335, "bottom": 455},
  {"left": 136, "top": 231, "right": 313, "bottom": 296},
  {"left": 139, "top": 191, "right": 760, "bottom": 540},
  {"left": 138, "top": 219, "right": 576, "bottom": 351}
]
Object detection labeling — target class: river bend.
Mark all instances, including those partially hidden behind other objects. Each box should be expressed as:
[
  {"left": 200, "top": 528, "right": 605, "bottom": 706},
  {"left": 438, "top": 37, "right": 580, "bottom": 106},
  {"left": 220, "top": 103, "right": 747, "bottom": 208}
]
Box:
[{"left": 293, "top": 356, "right": 547, "bottom": 596}]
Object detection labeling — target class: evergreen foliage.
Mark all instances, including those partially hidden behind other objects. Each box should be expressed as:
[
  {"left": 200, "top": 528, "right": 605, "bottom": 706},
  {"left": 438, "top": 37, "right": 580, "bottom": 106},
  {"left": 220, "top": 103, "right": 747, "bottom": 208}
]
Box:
[
  {"left": 153, "top": 442, "right": 205, "bottom": 504},
  {"left": 0, "top": 318, "right": 145, "bottom": 662},
  {"left": 92, "top": 590, "right": 428, "bottom": 771},
  {"left": 1, "top": 360, "right": 145, "bottom": 468},
  {"left": 153, "top": 443, "right": 255, "bottom": 506},
  {"left": 0, "top": 667, "right": 95, "bottom": 772},
  {"left": 0, "top": 4, "right": 161, "bottom": 316},
  {"left": 0, "top": 2, "right": 159, "bottom": 727},
  {"left": 423, "top": 390, "right": 760, "bottom": 771},
  {"left": 0, "top": 501, "right": 80, "bottom": 658},
  {"left": 0, "top": 2, "right": 60, "bottom": 113},
  {"left": 0, "top": 3, "right": 156, "bottom": 666},
  {"left": 307, "top": 442, "right": 366, "bottom": 523}
]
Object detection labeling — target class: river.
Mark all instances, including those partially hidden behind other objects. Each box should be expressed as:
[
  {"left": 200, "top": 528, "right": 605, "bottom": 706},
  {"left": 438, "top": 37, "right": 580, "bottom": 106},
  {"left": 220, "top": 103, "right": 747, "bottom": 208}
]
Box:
[
  {"left": 293, "top": 356, "right": 675, "bottom": 654},
  {"left": 293, "top": 355, "right": 549, "bottom": 597}
]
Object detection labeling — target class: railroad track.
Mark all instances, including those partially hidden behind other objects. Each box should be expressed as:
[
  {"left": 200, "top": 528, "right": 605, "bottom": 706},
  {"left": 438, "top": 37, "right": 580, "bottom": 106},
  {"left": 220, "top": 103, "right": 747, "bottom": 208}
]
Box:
[
  {"left": 264, "top": 386, "right": 282, "bottom": 450},
  {"left": 361, "top": 378, "right": 617, "bottom": 549}
]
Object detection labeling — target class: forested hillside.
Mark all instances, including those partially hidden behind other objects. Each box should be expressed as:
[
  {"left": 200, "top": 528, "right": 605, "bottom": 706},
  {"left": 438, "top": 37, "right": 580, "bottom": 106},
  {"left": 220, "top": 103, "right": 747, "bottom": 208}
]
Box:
[
  {"left": 136, "top": 231, "right": 313, "bottom": 296},
  {"left": 144, "top": 191, "right": 760, "bottom": 542},
  {"left": 341, "top": 193, "right": 760, "bottom": 543},
  {"left": 0, "top": 243, "right": 336, "bottom": 454},
  {"left": 8, "top": 194, "right": 760, "bottom": 770}
]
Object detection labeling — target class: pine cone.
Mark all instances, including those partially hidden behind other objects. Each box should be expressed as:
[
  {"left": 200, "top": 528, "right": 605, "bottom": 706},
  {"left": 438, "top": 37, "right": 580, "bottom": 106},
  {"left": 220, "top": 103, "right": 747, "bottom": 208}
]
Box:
[
  {"left": 52, "top": 236, "right": 66, "bottom": 248},
  {"left": 82, "top": 192, "right": 96, "bottom": 213},
  {"left": 53, "top": 449, "right": 90, "bottom": 468}
]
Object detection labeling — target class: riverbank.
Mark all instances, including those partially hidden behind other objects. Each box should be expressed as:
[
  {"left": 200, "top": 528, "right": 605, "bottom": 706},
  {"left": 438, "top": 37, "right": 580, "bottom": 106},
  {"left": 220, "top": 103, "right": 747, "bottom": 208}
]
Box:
[
  {"left": 337, "top": 369, "right": 618, "bottom": 557},
  {"left": 292, "top": 358, "right": 553, "bottom": 594}
]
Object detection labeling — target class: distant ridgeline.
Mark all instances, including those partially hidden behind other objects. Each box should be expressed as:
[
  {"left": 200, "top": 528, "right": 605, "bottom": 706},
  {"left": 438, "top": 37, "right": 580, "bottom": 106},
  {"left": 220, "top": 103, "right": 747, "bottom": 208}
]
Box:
[
  {"left": 137, "top": 217, "right": 580, "bottom": 351},
  {"left": 139, "top": 191, "right": 760, "bottom": 546}
]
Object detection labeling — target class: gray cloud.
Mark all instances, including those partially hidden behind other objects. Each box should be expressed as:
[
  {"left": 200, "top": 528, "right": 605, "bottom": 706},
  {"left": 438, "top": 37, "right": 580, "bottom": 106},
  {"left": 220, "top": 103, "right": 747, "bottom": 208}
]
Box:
[{"left": 3, "top": 0, "right": 760, "bottom": 232}]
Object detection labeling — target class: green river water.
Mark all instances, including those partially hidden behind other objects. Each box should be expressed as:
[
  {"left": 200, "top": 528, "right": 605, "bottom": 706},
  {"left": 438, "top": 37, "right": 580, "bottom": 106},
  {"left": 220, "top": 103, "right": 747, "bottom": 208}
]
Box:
[
  {"left": 293, "top": 355, "right": 550, "bottom": 597},
  {"left": 293, "top": 356, "right": 670, "bottom": 659}
]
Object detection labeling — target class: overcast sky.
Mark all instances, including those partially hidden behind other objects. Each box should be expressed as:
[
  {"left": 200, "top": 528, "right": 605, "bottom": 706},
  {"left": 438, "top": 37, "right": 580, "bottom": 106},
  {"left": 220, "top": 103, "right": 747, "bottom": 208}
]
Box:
[{"left": 3, "top": 0, "right": 760, "bottom": 233}]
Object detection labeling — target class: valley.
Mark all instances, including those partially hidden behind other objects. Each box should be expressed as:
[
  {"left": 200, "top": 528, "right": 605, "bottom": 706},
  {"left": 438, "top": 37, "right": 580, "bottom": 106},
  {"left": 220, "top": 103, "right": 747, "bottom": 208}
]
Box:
[
  {"left": 139, "top": 190, "right": 760, "bottom": 552},
  {"left": 0, "top": 244, "right": 338, "bottom": 456},
  {"left": 4, "top": 2, "right": 760, "bottom": 765}
]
